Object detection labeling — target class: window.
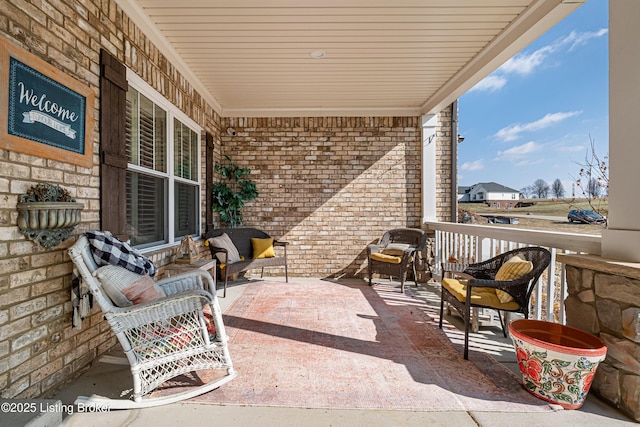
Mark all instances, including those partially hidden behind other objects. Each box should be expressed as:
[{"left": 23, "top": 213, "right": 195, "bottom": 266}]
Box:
[
  {"left": 173, "top": 119, "right": 200, "bottom": 238},
  {"left": 125, "top": 72, "right": 201, "bottom": 248}
]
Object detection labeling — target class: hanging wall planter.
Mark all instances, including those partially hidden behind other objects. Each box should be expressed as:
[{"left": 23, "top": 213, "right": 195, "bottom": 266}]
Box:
[
  {"left": 509, "top": 319, "right": 607, "bottom": 409},
  {"left": 16, "top": 184, "right": 84, "bottom": 248}
]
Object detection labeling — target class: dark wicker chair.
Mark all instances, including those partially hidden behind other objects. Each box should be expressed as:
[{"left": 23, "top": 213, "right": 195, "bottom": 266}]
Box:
[
  {"left": 439, "top": 246, "right": 551, "bottom": 359},
  {"left": 367, "top": 228, "right": 428, "bottom": 292}
]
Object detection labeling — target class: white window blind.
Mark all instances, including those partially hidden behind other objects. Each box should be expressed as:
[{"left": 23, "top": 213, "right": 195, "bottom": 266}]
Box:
[{"left": 125, "top": 74, "right": 201, "bottom": 248}]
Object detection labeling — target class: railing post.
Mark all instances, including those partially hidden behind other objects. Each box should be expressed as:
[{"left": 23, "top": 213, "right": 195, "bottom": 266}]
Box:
[
  {"left": 478, "top": 236, "right": 491, "bottom": 261},
  {"left": 558, "top": 250, "right": 568, "bottom": 324},
  {"left": 434, "top": 230, "right": 444, "bottom": 277},
  {"left": 546, "top": 248, "right": 557, "bottom": 321}
]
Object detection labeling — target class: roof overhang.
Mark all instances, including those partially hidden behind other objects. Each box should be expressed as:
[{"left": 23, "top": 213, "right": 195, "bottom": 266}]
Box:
[{"left": 115, "top": 0, "right": 585, "bottom": 117}]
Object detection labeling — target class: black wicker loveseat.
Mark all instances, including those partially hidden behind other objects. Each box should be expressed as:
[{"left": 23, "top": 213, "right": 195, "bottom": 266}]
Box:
[{"left": 204, "top": 228, "right": 288, "bottom": 296}]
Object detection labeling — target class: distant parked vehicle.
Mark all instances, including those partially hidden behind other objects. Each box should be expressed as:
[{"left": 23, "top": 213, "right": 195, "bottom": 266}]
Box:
[{"left": 567, "top": 209, "right": 606, "bottom": 224}]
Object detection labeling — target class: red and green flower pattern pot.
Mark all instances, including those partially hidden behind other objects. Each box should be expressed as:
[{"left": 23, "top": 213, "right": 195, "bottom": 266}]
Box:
[{"left": 509, "top": 319, "right": 607, "bottom": 409}]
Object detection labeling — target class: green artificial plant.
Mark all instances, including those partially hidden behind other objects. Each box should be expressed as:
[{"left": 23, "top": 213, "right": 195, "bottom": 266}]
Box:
[{"left": 211, "top": 155, "right": 258, "bottom": 228}]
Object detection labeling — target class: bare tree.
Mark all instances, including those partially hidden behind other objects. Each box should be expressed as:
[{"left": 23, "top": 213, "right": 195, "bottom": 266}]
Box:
[
  {"left": 532, "top": 179, "right": 550, "bottom": 199},
  {"left": 571, "top": 136, "right": 608, "bottom": 212},
  {"left": 520, "top": 185, "right": 534, "bottom": 198},
  {"left": 552, "top": 179, "right": 565, "bottom": 198},
  {"left": 587, "top": 177, "right": 601, "bottom": 198}
]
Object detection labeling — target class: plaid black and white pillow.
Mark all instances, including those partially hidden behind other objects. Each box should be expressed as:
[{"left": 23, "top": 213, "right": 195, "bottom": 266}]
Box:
[{"left": 85, "top": 230, "right": 157, "bottom": 277}]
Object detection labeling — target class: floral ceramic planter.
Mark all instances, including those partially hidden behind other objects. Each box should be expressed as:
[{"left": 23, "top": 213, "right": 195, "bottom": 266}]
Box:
[{"left": 509, "top": 319, "right": 607, "bottom": 409}]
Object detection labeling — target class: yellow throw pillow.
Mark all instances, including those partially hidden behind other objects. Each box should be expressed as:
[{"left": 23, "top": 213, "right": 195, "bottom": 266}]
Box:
[
  {"left": 494, "top": 255, "right": 533, "bottom": 303},
  {"left": 251, "top": 237, "right": 276, "bottom": 259}
]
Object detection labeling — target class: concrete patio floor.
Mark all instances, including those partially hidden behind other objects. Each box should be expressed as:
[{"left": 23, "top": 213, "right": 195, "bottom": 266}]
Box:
[{"left": 49, "top": 277, "right": 636, "bottom": 427}]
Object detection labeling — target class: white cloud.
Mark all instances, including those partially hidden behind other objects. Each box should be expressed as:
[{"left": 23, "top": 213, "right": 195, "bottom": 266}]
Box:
[
  {"left": 561, "top": 28, "right": 608, "bottom": 51},
  {"left": 499, "top": 46, "right": 554, "bottom": 76},
  {"left": 460, "top": 159, "right": 485, "bottom": 172},
  {"left": 468, "top": 75, "right": 507, "bottom": 93},
  {"left": 471, "top": 28, "right": 608, "bottom": 92},
  {"left": 496, "top": 141, "right": 541, "bottom": 161},
  {"left": 556, "top": 144, "right": 586, "bottom": 153},
  {"left": 495, "top": 111, "right": 581, "bottom": 141},
  {"left": 515, "top": 157, "right": 545, "bottom": 167},
  {"left": 500, "top": 28, "right": 608, "bottom": 76}
]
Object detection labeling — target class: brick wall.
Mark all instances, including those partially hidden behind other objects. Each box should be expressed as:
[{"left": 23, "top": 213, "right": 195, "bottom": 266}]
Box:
[
  {"left": 436, "top": 104, "right": 454, "bottom": 222},
  {"left": 219, "top": 117, "right": 423, "bottom": 278}
]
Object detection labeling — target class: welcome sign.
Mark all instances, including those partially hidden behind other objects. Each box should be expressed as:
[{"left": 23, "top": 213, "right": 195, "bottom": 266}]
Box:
[
  {"left": 0, "top": 36, "right": 94, "bottom": 167},
  {"left": 8, "top": 57, "right": 86, "bottom": 153}
]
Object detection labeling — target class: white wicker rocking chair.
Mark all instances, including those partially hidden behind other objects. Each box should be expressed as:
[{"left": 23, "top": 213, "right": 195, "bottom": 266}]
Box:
[{"left": 68, "top": 235, "right": 236, "bottom": 409}]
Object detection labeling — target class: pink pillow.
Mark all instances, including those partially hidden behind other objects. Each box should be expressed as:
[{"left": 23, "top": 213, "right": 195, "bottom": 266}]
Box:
[{"left": 121, "top": 275, "right": 164, "bottom": 304}]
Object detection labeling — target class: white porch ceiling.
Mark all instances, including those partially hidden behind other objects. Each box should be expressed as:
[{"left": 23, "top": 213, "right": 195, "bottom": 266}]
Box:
[{"left": 117, "top": 0, "right": 584, "bottom": 117}]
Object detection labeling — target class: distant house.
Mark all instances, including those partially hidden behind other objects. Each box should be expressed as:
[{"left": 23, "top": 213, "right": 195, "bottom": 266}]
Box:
[
  {"left": 458, "top": 182, "right": 522, "bottom": 209},
  {"left": 458, "top": 186, "right": 471, "bottom": 201}
]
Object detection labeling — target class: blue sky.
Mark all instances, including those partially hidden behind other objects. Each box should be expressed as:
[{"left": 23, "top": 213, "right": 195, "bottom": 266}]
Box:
[{"left": 458, "top": 0, "right": 608, "bottom": 196}]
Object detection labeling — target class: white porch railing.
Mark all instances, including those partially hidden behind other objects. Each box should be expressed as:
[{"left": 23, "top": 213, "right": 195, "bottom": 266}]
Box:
[{"left": 423, "top": 220, "right": 602, "bottom": 324}]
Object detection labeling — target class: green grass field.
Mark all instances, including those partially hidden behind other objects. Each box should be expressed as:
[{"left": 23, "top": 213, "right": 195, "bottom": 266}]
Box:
[
  {"left": 458, "top": 198, "right": 607, "bottom": 235},
  {"left": 459, "top": 198, "right": 608, "bottom": 217}
]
